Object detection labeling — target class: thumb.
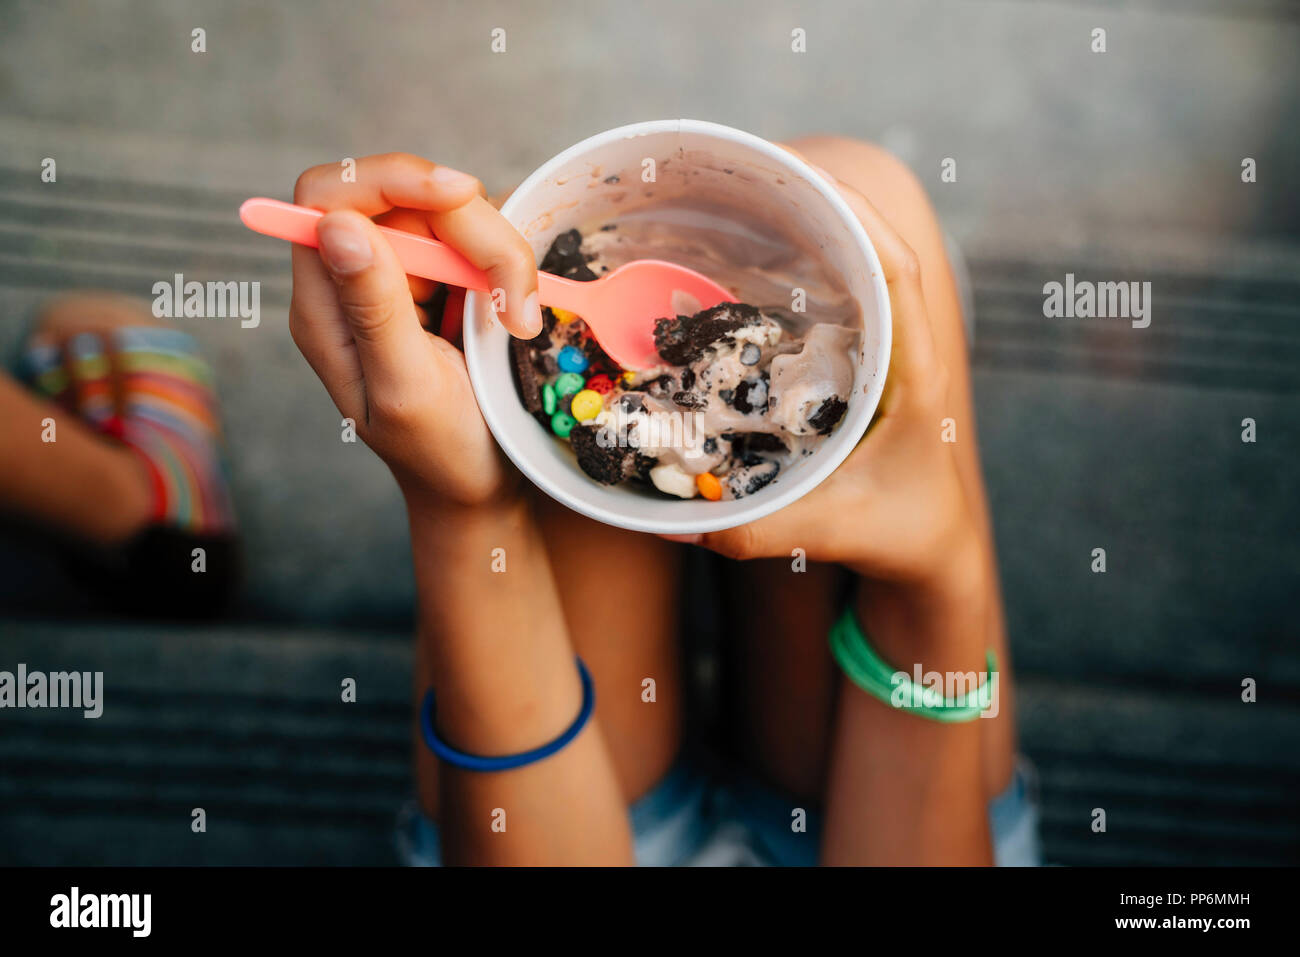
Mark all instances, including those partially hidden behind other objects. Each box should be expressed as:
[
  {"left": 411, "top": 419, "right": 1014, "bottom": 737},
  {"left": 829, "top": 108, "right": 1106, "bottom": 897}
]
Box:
[
  {"left": 316, "top": 209, "right": 428, "bottom": 400},
  {"left": 659, "top": 491, "right": 828, "bottom": 562},
  {"left": 661, "top": 522, "right": 765, "bottom": 562}
]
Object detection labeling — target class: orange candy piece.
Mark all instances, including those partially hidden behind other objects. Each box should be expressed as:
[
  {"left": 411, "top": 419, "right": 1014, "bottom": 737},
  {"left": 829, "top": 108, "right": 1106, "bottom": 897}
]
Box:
[{"left": 696, "top": 472, "right": 722, "bottom": 501}]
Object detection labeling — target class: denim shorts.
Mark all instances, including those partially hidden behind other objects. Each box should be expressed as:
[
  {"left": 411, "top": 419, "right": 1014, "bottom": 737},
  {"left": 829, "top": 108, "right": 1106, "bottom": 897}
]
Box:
[{"left": 396, "top": 756, "right": 1043, "bottom": 866}]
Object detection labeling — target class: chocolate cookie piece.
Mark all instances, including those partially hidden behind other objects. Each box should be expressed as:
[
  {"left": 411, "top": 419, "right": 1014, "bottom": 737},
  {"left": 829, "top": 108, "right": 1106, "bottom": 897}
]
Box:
[
  {"left": 570, "top": 425, "right": 644, "bottom": 485},
  {"left": 654, "top": 302, "right": 762, "bottom": 365},
  {"left": 645, "top": 374, "right": 676, "bottom": 398},
  {"left": 581, "top": 337, "right": 622, "bottom": 378},
  {"left": 672, "top": 390, "right": 707, "bottom": 410},
  {"left": 731, "top": 372, "right": 769, "bottom": 414},
  {"left": 540, "top": 229, "right": 598, "bottom": 282},
  {"left": 725, "top": 431, "right": 788, "bottom": 463},
  {"left": 632, "top": 452, "right": 657, "bottom": 481},
  {"left": 510, "top": 335, "right": 543, "bottom": 414},
  {"left": 808, "top": 396, "right": 848, "bottom": 434},
  {"left": 726, "top": 461, "right": 780, "bottom": 498}
]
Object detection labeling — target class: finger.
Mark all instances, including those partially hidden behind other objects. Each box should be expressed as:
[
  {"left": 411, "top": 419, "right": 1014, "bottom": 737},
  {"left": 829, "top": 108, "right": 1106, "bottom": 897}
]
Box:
[
  {"left": 777, "top": 143, "right": 839, "bottom": 188},
  {"left": 780, "top": 143, "right": 941, "bottom": 390},
  {"left": 293, "top": 152, "right": 481, "bottom": 217},
  {"left": 427, "top": 196, "right": 543, "bottom": 339},
  {"left": 701, "top": 507, "right": 803, "bottom": 562},
  {"left": 780, "top": 142, "right": 912, "bottom": 276},
  {"left": 663, "top": 490, "right": 834, "bottom": 562},
  {"left": 315, "top": 209, "right": 434, "bottom": 408},
  {"left": 289, "top": 244, "right": 367, "bottom": 421},
  {"left": 831, "top": 180, "right": 941, "bottom": 391},
  {"left": 373, "top": 208, "right": 439, "bottom": 302}
]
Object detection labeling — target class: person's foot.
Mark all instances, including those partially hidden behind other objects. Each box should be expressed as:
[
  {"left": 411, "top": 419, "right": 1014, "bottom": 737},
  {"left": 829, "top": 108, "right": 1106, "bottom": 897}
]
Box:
[{"left": 20, "top": 292, "right": 238, "bottom": 615}]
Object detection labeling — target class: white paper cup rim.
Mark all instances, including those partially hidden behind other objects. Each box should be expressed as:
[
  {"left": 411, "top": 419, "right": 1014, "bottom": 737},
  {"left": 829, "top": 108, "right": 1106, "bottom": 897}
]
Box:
[{"left": 464, "top": 118, "right": 892, "bottom": 535}]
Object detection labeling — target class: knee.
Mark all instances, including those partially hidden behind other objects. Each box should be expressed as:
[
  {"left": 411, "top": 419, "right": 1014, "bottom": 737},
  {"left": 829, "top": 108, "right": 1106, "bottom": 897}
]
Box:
[
  {"left": 786, "top": 135, "right": 917, "bottom": 186},
  {"left": 784, "top": 135, "right": 936, "bottom": 229}
]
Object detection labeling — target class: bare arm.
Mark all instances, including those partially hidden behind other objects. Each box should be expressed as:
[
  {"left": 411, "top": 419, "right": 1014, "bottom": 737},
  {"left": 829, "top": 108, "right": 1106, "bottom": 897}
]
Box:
[
  {"left": 822, "top": 536, "right": 993, "bottom": 865},
  {"left": 408, "top": 496, "right": 632, "bottom": 864},
  {"left": 287, "top": 152, "right": 632, "bottom": 865}
]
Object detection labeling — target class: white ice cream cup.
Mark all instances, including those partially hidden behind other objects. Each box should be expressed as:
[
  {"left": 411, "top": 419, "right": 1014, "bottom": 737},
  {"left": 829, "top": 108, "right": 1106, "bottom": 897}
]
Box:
[{"left": 463, "top": 119, "right": 891, "bottom": 535}]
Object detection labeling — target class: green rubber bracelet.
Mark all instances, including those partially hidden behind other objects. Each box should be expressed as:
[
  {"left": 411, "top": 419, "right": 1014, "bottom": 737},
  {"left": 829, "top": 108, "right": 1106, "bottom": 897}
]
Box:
[{"left": 828, "top": 607, "right": 997, "bottom": 723}]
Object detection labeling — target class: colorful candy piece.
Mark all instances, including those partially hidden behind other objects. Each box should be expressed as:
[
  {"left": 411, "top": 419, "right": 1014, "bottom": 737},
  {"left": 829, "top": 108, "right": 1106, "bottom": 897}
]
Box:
[
  {"left": 570, "top": 389, "right": 603, "bottom": 422},
  {"left": 557, "top": 346, "right": 589, "bottom": 374},
  {"left": 551, "top": 308, "right": 580, "bottom": 324},
  {"left": 542, "top": 381, "right": 557, "bottom": 415},
  {"left": 585, "top": 374, "right": 615, "bottom": 394},
  {"left": 551, "top": 410, "right": 577, "bottom": 438},
  {"left": 696, "top": 472, "right": 722, "bottom": 501},
  {"left": 555, "top": 372, "right": 585, "bottom": 397}
]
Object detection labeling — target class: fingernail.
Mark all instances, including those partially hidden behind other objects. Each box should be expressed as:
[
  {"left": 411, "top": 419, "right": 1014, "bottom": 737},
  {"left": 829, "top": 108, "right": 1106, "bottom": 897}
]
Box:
[
  {"left": 318, "top": 217, "right": 373, "bottom": 275},
  {"left": 522, "top": 290, "right": 543, "bottom": 337},
  {"left": 431, "top": 165, "right": 480, "bottom": 193},
  {"left": 660, "top": 533, "right": 702, "bottom": 544}
]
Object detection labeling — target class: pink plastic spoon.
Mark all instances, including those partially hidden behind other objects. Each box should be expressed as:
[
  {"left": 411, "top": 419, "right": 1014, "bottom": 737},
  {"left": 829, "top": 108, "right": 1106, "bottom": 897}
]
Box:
[{"left": 239, "top": 197, "right": 735, "bottom": 370}]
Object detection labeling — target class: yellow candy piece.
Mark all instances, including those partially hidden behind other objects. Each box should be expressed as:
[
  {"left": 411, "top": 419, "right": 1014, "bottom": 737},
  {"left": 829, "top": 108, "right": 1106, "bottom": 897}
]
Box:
[
  {"left": 551, "top": 307, "right": 580, "bottom": 324},
  {"left": 620, "top": 370, "right": 636, "bottom": 385},
  {"left": 569, "top": 389, "right": 603, "bottom": 422}
]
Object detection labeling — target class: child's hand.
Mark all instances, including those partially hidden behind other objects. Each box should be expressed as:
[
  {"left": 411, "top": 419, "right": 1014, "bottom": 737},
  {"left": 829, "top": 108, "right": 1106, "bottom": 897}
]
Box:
[
  {"left": 288, "top": 153, "right": 543, "bottom": 509},
  {"left": 669, "top": 174, "right": 979, "bottom": 590}
]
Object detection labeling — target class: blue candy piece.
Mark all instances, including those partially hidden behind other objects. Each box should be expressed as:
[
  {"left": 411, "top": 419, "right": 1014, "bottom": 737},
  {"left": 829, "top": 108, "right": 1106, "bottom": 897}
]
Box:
[{"left": 557, "top": 346, "right": 589, "bottom": 374}]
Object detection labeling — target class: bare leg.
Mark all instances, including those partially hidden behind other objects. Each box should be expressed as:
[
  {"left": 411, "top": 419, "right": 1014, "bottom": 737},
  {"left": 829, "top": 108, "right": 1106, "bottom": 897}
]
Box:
[{"left": 721, "top": 557, "right": 845, "bottom": 802}]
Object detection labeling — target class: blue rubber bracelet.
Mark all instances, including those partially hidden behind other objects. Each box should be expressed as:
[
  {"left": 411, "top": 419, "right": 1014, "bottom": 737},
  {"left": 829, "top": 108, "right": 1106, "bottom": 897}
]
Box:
[{"left": 420, "top": 657, "right": 595, "bottom": 772}]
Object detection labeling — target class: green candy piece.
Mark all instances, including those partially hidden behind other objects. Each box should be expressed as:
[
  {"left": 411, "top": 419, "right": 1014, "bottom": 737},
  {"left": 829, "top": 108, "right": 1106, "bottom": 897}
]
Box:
[
  {"left": 555, "top": 372, "right": 585, "bottom": 397},
  {"left": 542, "top": 381, "right": 557, "bottom": 415},
  {"left": 551, "top": 410, "right": 578, "bottom": 438}
]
